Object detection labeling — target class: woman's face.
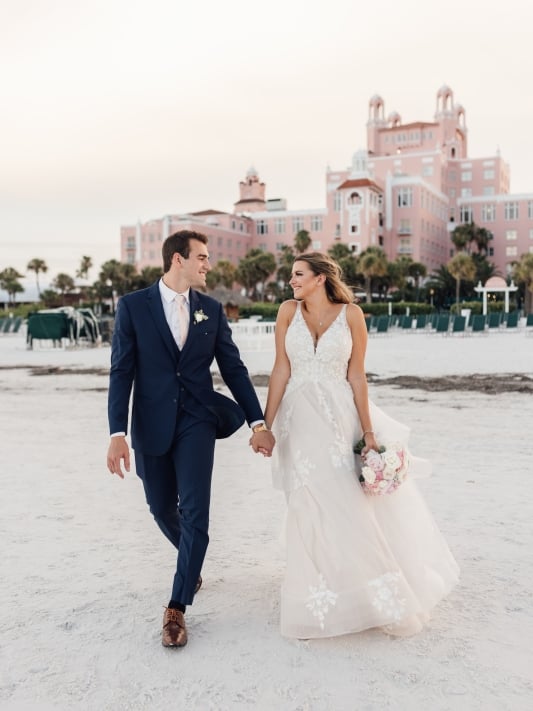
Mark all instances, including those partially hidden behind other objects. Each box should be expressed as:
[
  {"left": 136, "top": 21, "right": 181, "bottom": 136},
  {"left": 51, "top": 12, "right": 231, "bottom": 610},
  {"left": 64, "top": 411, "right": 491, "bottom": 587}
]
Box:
[{"left": 289, "top": 260, "right": 320, "bottom": 298}]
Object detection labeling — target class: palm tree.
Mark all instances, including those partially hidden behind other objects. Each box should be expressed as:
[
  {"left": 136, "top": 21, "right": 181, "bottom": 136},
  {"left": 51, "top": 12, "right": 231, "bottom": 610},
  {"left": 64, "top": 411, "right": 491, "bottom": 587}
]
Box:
[
  {"left": 51, "top": 273, "right": 76, "bottom": 305},
  {"left": 447, "top": 253, "right": 476, "bottom": 309},
  {"left": 408, "top": 261, "right": 427, "bottom": 302},
  {"left": 235, "top": 249, "right": 276, "bottom": 301},
  {"left": 294, "top": 230, "right": 312, "bottom": 254},
  {"left": 76, "top": 255, "right": 93, "bottom": 281},
  {"left": 513, "top": 253, "right": 533, "bottom": 313},
  {"left": 27, "top": 258, "right": 48, "bottom": 298},
  {"left": 0, "top": 267, "right": 25, "bottom": 305},
  {"left": 356, "top": 247, "right": 388, "bottom": 303}
]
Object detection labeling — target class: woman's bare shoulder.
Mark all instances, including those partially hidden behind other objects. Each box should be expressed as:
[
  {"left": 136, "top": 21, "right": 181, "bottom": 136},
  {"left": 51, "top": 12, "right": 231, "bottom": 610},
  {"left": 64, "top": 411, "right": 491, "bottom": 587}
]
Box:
[{"left": 278, "top": 299, "right": 298, "bottom": 317}]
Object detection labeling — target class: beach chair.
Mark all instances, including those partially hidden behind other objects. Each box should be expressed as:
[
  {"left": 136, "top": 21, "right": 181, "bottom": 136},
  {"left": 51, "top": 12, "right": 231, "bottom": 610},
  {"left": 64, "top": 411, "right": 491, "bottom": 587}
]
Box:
[
  {"left": 451, "top": 315, "right": 466, "bottom": 336},
  {"left": 1, "top": 317, "right": 13, "bottom": 333},
  {"left": 470, "top": 314, "right": 487, "bottom": 335},
  {"left": 375, "top": 315, "right": 390, "bottom": 336},
  {"left": 400, "top": 315, "right": 413, "bottom": 331},
  {"left": 10, "top": 316, "right": 23, "bottom": 334},
  {"left": 504, "top": 311, "right": 519, "bottom": 330},
  {"left": 525, "top": 313, "right": 533, "bottom": 336},
  {"left": 487, "top": 312, "right": 502, "bottom": 329},
  {"left": 415, "top": 314, "right": 427, "bottom": 330},
  {"left": 435, "top": 314, "right": 450, "bottom": 335}
]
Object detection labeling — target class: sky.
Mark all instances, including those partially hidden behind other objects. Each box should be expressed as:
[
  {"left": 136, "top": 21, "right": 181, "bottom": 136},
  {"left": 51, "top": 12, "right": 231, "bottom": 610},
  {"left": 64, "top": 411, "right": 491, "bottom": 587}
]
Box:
[{"left": 1, "top": 0, "right": 532, "bottom": 294}]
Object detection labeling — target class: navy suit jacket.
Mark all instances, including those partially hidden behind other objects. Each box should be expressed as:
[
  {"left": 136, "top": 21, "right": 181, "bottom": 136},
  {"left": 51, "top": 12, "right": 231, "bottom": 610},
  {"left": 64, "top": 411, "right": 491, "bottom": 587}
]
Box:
[{"left": 108, "top": 282, "right": 264, "bottom": 456}]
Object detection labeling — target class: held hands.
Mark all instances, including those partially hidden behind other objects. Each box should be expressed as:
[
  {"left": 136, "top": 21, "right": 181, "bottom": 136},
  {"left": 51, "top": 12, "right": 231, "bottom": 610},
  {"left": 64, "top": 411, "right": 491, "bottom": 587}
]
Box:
[
  {"left": 107, "top": 436, "right": 131, "bottom": 478},
  {"left": 249, "top": 429, "right": 276, "bottom": 457}
]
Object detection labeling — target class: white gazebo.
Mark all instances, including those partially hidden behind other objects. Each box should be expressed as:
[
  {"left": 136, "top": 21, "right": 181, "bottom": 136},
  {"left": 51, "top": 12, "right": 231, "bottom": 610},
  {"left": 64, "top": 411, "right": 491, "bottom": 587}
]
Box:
[{"left": 474, "top": 276, "right": 518, "bottom": 315}]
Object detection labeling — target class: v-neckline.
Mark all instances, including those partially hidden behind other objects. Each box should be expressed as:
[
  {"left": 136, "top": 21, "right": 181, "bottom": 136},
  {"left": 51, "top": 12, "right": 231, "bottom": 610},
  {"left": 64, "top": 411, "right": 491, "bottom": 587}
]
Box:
[{"left": 300, "top": 303, "right": 344, "bottom": 353}]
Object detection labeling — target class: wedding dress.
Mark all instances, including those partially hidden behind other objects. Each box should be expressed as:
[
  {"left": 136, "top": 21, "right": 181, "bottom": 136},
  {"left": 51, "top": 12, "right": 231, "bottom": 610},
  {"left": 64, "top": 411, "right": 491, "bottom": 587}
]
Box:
[{"left": 271, "top": 303, "right": 459, "bottom": 638}]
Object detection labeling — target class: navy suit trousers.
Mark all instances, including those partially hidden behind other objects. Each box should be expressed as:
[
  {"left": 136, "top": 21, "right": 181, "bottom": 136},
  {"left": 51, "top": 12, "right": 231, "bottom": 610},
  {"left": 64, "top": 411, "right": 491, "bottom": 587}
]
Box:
[{"left": 134, "top": 407, "right": 217, "bottom": 606}]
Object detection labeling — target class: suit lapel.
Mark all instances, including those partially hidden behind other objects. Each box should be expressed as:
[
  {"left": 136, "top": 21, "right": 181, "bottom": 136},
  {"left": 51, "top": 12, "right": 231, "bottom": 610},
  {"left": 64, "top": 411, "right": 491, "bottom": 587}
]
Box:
[
  {"left": 146, "top": 282, "right": 180, "bottom": 359},
  {"left": 181, "top": 290, "right": 201, "bottom": 354}
]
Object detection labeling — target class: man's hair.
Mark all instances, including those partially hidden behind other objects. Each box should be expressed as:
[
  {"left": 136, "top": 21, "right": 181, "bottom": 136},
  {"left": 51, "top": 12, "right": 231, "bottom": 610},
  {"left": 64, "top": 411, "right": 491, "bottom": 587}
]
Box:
[{"left": 162, "top": 230, "right": 208, "bottom": 273}]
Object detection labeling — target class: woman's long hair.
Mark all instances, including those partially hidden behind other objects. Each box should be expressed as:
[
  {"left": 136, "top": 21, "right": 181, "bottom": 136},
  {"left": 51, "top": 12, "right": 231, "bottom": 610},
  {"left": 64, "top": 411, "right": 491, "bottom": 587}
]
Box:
[{"left": 294, "top": 252, "right": 354, "bottom": 304}]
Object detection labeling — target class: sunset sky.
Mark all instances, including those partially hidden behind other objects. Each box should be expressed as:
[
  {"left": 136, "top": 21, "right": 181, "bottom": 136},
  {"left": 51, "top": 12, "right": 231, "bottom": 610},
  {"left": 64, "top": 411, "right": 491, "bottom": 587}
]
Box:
[{"left": 1, "top": 0, "right": 532, "bottom": 291}]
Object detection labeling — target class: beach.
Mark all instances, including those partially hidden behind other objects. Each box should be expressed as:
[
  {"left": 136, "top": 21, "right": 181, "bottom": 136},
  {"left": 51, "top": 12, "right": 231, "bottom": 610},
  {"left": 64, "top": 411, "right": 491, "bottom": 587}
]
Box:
[{"left": 0, "top": 327, "right": 532, "bottom": 710}]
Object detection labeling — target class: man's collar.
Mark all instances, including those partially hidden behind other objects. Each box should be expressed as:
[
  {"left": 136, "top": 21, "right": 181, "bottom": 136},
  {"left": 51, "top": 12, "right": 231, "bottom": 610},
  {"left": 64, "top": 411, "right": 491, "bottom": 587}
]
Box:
[{"left": 159, "top": 278, "right": 190, "bottom": 304}]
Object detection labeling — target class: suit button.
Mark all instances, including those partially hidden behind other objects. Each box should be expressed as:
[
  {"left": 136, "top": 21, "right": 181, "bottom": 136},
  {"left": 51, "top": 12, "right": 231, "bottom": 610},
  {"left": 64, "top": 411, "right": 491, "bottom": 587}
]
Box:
[
  {"left": 172, "top": 398, "right": 177, "bottom": 403},
  {"left": 176, "top": 371, "right": 181, "bottom": 376}
]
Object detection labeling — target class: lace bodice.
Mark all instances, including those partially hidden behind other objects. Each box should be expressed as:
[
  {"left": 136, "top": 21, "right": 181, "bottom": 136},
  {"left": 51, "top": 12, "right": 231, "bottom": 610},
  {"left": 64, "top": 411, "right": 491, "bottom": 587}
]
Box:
[{"left": 285, "top": 302, "right": 353, "bottom": 390}]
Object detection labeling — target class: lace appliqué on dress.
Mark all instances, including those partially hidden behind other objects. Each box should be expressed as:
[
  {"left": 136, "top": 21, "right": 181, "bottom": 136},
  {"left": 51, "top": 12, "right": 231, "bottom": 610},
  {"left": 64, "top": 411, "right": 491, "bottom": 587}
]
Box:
[
  {"left": 368, "top": 572, "right": 406, "bottom": 622},
  {"left": 305, "top": 574, "right": 338, "bottom": 630}
]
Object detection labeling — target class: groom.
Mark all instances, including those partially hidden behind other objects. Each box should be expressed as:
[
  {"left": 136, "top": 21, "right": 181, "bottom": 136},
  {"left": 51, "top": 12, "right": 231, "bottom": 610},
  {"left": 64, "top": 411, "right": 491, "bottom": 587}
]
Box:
[{"left": 106, "top": 230, "right": 275, "bottom": 648}]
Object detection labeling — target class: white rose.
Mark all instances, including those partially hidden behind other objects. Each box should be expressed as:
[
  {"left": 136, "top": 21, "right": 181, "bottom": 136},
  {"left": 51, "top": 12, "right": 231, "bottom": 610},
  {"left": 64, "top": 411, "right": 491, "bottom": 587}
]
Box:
[{"left": 361, "top": 466, "right": 376, "bottom": 484}]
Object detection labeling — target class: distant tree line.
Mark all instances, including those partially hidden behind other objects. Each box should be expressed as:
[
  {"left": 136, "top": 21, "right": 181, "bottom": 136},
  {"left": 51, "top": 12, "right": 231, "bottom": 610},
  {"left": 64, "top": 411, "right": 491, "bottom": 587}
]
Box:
[{"left": 1, "top": 225, "right": 533, "bottom": 313}]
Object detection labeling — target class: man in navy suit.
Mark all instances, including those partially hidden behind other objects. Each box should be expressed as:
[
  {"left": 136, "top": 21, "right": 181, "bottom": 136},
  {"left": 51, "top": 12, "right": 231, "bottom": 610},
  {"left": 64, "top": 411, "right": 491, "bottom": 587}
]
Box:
[{"left": 106, "top": 230, "right": 275, "bottom": 647}]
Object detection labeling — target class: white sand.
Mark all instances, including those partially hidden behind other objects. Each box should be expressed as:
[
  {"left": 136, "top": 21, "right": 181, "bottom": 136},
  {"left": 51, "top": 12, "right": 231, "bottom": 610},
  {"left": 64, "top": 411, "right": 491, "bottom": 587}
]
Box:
[{"left": 1, "top": 328, "right": 532, "bottom": 710}]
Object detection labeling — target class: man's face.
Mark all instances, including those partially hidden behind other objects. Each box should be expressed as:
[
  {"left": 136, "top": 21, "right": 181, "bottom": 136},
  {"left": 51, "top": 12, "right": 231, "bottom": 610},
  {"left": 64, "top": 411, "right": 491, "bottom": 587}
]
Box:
[{"left": 179, "top": 239, "right": 211, "bottom": 288}]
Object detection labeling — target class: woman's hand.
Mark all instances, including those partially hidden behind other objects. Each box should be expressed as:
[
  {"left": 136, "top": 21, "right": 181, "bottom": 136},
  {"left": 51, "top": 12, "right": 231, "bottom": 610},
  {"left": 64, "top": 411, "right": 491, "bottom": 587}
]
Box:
[{"left": 361, "top": 432, "right": 379, "bottom": 457}]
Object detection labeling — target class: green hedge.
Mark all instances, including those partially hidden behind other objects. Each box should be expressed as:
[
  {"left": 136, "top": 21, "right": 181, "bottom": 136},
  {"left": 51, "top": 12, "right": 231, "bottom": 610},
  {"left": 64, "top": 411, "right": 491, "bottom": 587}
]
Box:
[
  {"left": 238, "top": 300, "right": 435, "bottom": 320},
  {"left": 449, "top": 300, "right": 518, "bottom": 315}
]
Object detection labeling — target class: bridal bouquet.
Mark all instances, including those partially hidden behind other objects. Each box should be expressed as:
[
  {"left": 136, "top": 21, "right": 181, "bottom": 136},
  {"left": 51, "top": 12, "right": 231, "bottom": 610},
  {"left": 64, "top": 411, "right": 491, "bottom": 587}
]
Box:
[{"left": 353, "top": 439, "right": 409, "bottom": 495}]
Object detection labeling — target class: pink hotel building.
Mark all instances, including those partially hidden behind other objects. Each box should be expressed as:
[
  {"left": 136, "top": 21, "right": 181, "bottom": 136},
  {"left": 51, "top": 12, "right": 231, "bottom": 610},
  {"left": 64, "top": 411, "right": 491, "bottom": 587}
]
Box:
[{"left": 120, "top": 86, "right": 533, "bottom": 278}]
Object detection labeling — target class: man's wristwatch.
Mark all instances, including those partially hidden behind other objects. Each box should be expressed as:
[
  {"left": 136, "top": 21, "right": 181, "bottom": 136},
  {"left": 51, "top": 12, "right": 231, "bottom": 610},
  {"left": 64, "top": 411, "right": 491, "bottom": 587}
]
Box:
[{"left": 252, "top": 423, "right": 269, "bottom": 434}]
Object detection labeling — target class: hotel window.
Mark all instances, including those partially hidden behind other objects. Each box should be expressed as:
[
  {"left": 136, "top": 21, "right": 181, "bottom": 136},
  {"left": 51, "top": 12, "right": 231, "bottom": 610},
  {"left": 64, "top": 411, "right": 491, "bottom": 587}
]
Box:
[
  {"left": 528, "top": 201, "right": 533, "bottom": 219},
  {"left": 449, "top": 189, "right": 456, "bottom": 198},
  {"left": 276, "top": 242, "right": 285, "bottom": 251},
  {"left": 506, "top": 246, "right": 518, "bottom": 257},
  {"left": 334, "top": 192, "right": 342, "bottom": 211},
  {"left": 481, "top": 204, "right": 496, "bottom": 222},
  {"left": 127, "top": 254, "right": 135, "bottom": 264},
  {"left": 448, "top": 170, "right": 456, "bottom": 182},
  {"left": 231, "top": 220, "right": 236, "bottom": 229},
  {"left": 530, "top": 229, "right": 533, "bottom": 240},
  {"left": 126, "top": 237, "right": 135, "bottom": 248},
  {"left": 483, "top": 186, "right": 495, "bottom": 196},
  {"left": 461, "top": 188, "right": 472, "bottom": 198},
  {"left": 398, "top": 219, "right": 411, "bottom": 234},
  {"left": 292, "top": 217, "right": 304, "bottom": 232},
  {"left": 483, "top": 169, "right": 495, "bottom": 179},
  {"left": 506, "top": 230, "right": 517, "bottom": 240},
  {"left": 258, "top": 243, "right": 267, "bottom": 251},
  {"left": 459, "top": 205, "right": 472, "bottom": 223},
  {"left": 312, "top": 240, "right": 322, "bottom": 250},
  {"left": 226, "top": 238, "right": 233, "bottom": 248},
  {"left": 461, "top": 171, "right": 472, "bottom": 181},
  {"left": 149, "top": 233, "right": 155, "bottom": 242},
  {"left": 530, "top": 246, "right": 533, "bottom": 254},
  {"left": 422, "top": 165, "right": 433, "bottom": 176},
  {"left": 217, "top": 237, "right": 223, "bottom": 246},
  {"left": 504, "top": 202, "right": 519, "bottom": 220},
  {"left": 311, "top": 216, "right": 323, "bottom": 231},
  {"left": 256, "top": 220, "right": 268, "bottom": 234},
  {"left": 274, "top": 218, "right": 285, "bottom": 234},
  {"left": 239, "top": 223, "right": 244, "bottom": 231},
  {"left": 397, "top": 187, "right": 413, "bottom": 207}
]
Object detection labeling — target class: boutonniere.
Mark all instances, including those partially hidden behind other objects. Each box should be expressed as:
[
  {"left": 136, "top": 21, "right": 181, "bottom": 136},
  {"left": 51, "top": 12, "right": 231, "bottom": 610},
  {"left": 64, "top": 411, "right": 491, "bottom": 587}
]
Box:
[{"left": 193, "top": 309, "right": 209, "bottom": 324}]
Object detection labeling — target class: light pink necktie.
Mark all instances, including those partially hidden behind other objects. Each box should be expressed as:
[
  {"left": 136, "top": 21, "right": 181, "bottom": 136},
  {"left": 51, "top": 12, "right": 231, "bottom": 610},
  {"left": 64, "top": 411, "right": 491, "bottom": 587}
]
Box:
[{"left": 174, "top": 293, "right": 189, "bottom": 349}]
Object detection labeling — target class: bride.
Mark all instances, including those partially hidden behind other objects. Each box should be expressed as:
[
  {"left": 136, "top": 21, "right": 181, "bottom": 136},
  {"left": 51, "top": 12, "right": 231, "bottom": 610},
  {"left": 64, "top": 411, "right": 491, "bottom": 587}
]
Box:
[{"left": 263, "top": 252, "right": 459, "bottom": 638}]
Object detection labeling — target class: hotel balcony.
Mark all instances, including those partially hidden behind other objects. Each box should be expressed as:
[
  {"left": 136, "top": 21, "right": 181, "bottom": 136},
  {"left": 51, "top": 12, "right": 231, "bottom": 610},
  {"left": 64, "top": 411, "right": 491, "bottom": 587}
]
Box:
[
  {"left": 397, "top": 225, "right": 412, "bottom": 235},
  {"left": 397, "top": 245, "right": 413, "bottom": 254}
]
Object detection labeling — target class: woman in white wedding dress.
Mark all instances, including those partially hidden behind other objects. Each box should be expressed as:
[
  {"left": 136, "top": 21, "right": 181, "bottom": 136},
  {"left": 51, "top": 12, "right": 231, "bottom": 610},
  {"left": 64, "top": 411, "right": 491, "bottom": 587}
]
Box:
[{"left": 264, "top": 253, "right": 459, "bottom": 639}]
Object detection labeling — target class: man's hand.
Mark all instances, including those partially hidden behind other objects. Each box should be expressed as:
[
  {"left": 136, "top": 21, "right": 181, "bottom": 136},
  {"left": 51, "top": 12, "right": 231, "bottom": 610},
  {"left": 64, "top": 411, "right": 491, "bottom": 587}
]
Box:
[
  {"left": 107, "top": 436, "right": 131, "bottom": 479},
  {"left": 249, "top": 429, "right": 275, "bottom": 457}
]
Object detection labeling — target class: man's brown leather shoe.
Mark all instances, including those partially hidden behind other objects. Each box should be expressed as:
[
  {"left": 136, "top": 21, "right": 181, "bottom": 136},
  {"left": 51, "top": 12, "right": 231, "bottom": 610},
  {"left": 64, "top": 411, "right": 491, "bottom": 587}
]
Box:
[{"left": 162, "top": 607, "right": 188, "bottom": 648}]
